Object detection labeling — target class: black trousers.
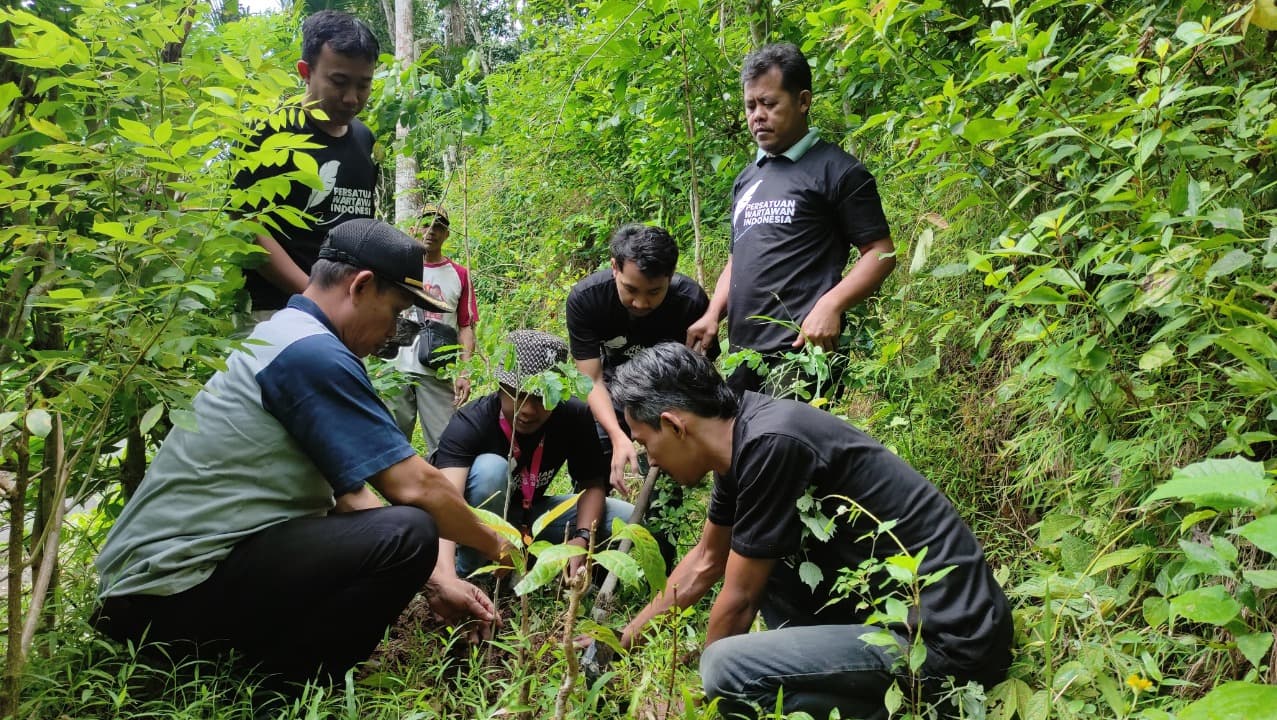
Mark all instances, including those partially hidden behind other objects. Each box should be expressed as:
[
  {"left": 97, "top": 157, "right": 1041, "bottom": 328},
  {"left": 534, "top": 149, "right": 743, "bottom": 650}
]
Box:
[{"left": 94, "top": 505, "right": 438, "bottom": 684}]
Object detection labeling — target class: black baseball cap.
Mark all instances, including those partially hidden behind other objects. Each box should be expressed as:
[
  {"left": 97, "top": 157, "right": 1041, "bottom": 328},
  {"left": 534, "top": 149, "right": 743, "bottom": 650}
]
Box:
[{"left": 318, "top": 218, "right": 453, "bottom": 313}]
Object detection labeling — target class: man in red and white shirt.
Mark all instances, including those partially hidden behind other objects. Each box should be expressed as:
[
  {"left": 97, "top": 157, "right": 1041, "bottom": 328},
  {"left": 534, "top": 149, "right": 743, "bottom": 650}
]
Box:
[{"left": 391, "top": 204, "right": 477, "bottom": 451}]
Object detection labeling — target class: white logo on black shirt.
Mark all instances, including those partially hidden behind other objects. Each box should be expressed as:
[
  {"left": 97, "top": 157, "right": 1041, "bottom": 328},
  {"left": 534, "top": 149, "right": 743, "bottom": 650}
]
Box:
[{"left": 306, "top": 160, "right": 374, "bottom": 222}]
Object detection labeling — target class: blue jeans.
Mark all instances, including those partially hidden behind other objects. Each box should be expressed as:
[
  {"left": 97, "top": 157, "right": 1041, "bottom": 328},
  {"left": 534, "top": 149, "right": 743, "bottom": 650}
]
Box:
[
  {"left": 699, "top": 564, "right": 912, "bottom": 720},
  {"left": 455, "top": 453, "right": 635, "bottom": 577}
]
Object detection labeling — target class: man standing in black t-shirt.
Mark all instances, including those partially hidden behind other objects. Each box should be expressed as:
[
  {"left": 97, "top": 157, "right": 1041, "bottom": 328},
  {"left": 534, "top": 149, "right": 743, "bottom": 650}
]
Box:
[
  {"left": 566, "top": 224, "right": 716, "bottom": 493},
  {"left": 234, "top": 11, "right": 380, "bottom": 319},
  {"left": 606, "top": 344, "right": 1012, "bottom": 719},
  {"left": 686, "top": 43, "right": 896, "bottom": 395},
  {"left": 430, "top": 330, "right": 635, "bottom": 581}
]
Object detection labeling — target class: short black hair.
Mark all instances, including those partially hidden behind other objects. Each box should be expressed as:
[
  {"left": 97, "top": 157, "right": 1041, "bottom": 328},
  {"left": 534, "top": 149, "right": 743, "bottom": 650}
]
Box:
[
  {"left": 740, "top": 42, "right": 811, "bottom": 96},
  {"left": 609, "top": 343, "right": 738, "bottom": 428},
  {"left": 301, "top": 10, "right": 379, "bottom": 66},
  {"left": 310, "top": 258, "right": 398, "bottom": 296},
  {"left": 609, "top": 224, "right": 678, "bottom": 279}
]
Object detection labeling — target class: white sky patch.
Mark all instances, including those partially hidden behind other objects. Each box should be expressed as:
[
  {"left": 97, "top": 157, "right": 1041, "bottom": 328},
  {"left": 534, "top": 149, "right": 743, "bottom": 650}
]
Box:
[{"left": 236, "top": 0, "right": 283, "bottom": 14}]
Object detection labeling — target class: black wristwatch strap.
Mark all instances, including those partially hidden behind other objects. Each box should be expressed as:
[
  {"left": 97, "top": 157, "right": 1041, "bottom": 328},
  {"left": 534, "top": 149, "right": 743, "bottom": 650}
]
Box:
[{"left": 571, "top": 527, "right": 592, "bottom": 542}]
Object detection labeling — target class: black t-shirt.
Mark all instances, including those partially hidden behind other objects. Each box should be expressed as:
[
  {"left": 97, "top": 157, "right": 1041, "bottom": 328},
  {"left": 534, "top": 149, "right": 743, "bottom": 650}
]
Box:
[
  {"left": 566, "top": 270, "right": 717, "bottom": 382},
  {"left": 727, "top": 139, "right": 890, "bottom": 354},
  {"left": 708, "top": 393, "right": 1011, "bottom": 676},
  {"left": 234, "top": 116, "right": 378, "bottom": 311},
  {"left": 430, "top": 393, "right": 608, "bottom": 504}
]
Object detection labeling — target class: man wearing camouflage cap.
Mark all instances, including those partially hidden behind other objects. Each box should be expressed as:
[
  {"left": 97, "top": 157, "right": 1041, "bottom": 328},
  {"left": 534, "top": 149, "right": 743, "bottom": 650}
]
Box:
[
  {"left": 431, "top": 329, "right": 635, "bottom": 581},
  {"left": 95, "top": 218, "right": 509, "bottom": 685}
]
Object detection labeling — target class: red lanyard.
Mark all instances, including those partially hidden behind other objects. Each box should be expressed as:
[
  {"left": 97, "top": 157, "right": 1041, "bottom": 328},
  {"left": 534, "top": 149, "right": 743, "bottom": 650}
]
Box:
[{"left": 498, "top": 415, "right": 545, "bottom": 509}]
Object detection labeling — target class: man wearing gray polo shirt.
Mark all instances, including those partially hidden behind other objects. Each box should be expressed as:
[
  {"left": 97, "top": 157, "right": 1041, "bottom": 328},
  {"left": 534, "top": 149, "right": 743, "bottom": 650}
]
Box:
[{"left": 95, "top": 219, "right": 509, "bottom": 684}]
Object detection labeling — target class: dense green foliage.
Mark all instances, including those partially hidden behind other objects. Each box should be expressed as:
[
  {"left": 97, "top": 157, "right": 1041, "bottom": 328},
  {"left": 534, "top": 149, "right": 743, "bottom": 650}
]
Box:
[{"left": 2, "top": 0, "right": 1275, "bottom": 718}]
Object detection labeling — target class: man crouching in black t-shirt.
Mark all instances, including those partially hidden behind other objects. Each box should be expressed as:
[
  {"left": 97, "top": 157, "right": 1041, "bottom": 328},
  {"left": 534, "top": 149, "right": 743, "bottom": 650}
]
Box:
[
  {"left": 429, "top": 330, "right": 636, "bottom": 582},
  {"left": 605, "top": 343, "right": 1012, "bottom": 720}
]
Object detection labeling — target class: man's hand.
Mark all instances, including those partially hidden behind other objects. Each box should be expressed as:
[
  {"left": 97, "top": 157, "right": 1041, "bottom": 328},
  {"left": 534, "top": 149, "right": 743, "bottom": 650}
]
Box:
[
  {"left": 608, "top": 438, "right": 637, "bottom": 496},
  {"left": 425, "top": 576, "right": 500, "bottom": 644},
  {"left": 567, "top": 537, "right": 590, "bottom": 578},
  {"left": 685, "top": 312, "right": 719, "bottom": 355},
  {"left": 793, "top": 296, "right": 842, "bottom": 351},
  {"left": 333, "top": 485, "right": 384, "bottom": 513},
  {"left": 453, "top": 375, "right": 472, "bottom": 408}
]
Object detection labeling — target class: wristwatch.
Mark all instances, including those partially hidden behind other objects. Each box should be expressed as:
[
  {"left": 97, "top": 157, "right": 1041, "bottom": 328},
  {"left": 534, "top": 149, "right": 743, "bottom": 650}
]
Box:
[{"left": 570, "top": 527, "right": 592, "bottom": 542}]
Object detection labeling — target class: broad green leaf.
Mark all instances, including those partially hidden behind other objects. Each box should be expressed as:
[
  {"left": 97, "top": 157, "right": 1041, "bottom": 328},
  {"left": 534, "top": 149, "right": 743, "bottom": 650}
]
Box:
[
  {"left": 930, "top": 263, "right": 967, "bottom": 278},
  {"left": 575, "top": 619, "right": 623, "bottom": 655},
  {"left": 0, "top": 411, "right": 19, "bottom": 433},
  {"left": 798, "top": 561, "right": 823, "bottom": 590},
  {"left": 1205, "top": 249, "right": 1253, "bottom": 283},
  {"left": 1236, "top": 632, "right": 1272, "bottom": 667},
  {"left": 27, "top": 114, "right": 67, "bottom": 142},
  {"left": 26, "top": 409, "right": 52, "bottom": 438},
  {"left": 514, "top": 543, "right": 585, "bottom": 595},
  {"left": 592, "top": 550, "right": 641, "bottom": 589},
  {"left": 153, "top": 120, "right": 172, "bottom": 146},
  {"left": 1018, "top": 286, "right": 1069, "bottom": 306},
  {"left": 1243, "top": 569, "right": 1277, "bottom": 589},
  {"left": 117, "top": 117, "right": 154, "bottom": 146},
  {"left": 1087, "top": 545, "right": 1149, "bottom": 575},
  {"left": 1138, "top": 342, "right": 1174, "bottom": 371},
  {"left": 46, "top": 287, "right": 83, "bottom": 300},
  {"left": 961, "top": 118, "right": 1012, "bottom": 143},
  {"left": 1036, "top": 512, "right": 1082, "bottom": 545},
  {"left": 471, "top": 506, "right": 523, "bottom": 548},
  {"left": 93, "top": 221, "right": 131, "bottom": 240},
  {"left": 1179, "top": 681, "right": 1277, "bottom": 720},
  {"left": 1092, "top": 169, "right": 1134, "bottom": 203},
  {"left": 621, "top": 523, "right": 666, "bottom": 596},
  {"left": 530, "top": 491, "right": 582, "bottom": 539},
  {"left": 1168, "top": 171, "right": 1189, "bottom": 214},
  {"left": 1143, "top": 457, "right": 1269, "bottom": 510},
  {"left": 1169, "top": 585, "right": 1240, "bottom": 626},
  {"left": 138, "top": 403, "right": 164, "bottom": 435},
  {"left": 1207, "top": 208, "right": 1245, "bottom": 231},
  {"left": 1234, "top": 515, "right": 1277, "bottom": 556}
]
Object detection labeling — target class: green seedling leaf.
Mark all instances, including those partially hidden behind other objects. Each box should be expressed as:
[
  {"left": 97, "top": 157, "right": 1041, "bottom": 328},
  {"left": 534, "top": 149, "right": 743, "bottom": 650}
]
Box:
[
  {"left": 1179, "top": 681, "right": 1277, "bottom": 720},
  {"left": 576, "top": 618, "right": 623, "bottom": 655},
  {"left": 619, "top": 523, "right": 666, "bottom": 596},
  {"left": 26, "top": 409, "right": 52, "bottom": 438},
  {"left": 1170, "top": 585, "right": 1241, "bottom": 626},
  {"left": 1243, "top": 569, "right": 1277, "bottom": 589},
  {"left": 530, "top": 491, "right": 582, "bottom": 539},
  {"left": 593, "top": 550, "right": 641, "bottom": 589},
  {"left": 1144, "top": 457, "right": 1269, "bottom": 510},
  {"left": 1179, "top": 509, "right": 1218, "bottom": 533},
  {"left": 1235, "top": 632, "right": 1272, "bottom": 667},
  {"left": 514, "top": 543, "right": 585, "bottom": 595},
  {"left": 1233, "top": 515, "right": 1277, "bottom": 556},
  {"left": 471, "top": 506, "right": 524, "bottom": 549},
  {"left": 1087, "top": 545, "right": 1150, "bottom": 576},
  {"left": 798, "top": 561, "right": 823, "bottom": 590}
]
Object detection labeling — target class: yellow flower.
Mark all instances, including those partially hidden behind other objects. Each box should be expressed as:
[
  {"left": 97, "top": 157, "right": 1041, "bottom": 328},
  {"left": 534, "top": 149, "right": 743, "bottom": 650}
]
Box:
[{"left": 1126, "top": 674, "right": 1154, "bottom": 694}]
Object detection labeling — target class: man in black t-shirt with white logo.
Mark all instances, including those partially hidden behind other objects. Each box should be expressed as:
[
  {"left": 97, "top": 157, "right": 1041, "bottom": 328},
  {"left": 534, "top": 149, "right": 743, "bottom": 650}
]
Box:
[
  {"left": 686, "top": 43, "right": 896, "bottom": 395},
  {"left": 430, "top": 330, "right": 635, "bottom": 581},
  {"left": 566, "top": 224, "right": 716, "bottom": 493},
  {"left": 233, "top": 11, "right": 380, "bottom": 320},
  {"left": 606, "top": 344, "right": 1012, "bottom": 720}
]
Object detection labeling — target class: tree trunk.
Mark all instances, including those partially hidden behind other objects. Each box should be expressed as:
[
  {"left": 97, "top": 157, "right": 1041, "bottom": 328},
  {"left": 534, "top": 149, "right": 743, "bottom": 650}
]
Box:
[
  {"left": 1, "top": 392, "right": 32, "bottom": 717},
  {"left": 393, "top": 0, "right": 422, "bottom": 224}
]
